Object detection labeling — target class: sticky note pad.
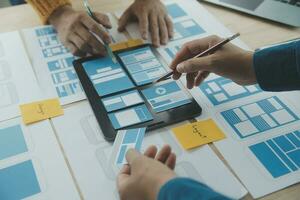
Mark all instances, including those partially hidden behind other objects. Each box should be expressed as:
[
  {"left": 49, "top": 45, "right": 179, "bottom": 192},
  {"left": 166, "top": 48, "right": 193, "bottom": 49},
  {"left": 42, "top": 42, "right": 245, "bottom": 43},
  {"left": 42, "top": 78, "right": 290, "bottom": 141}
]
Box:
[
  {"left": 172, "top": 119, "right": 226, "bottom": 150},
  {"left": 20, "top": 98, "right": 64, "bottom": 125},
  {"left": 110, "top": 128, "right": 146, "bottom": 165}
]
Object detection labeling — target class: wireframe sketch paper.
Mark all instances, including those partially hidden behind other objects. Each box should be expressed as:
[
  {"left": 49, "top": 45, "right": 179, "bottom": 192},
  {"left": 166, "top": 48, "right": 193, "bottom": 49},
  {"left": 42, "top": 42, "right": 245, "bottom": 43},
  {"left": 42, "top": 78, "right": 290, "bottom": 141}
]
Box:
[
  {"left": 52, "top": 102, "right": 247, "bottom": 200},
  {"left": 0, "top": 31, "right": 41, "bottom": 121},
  {"left": 0, "top": 118, "right": 80, "bottom": 200}
]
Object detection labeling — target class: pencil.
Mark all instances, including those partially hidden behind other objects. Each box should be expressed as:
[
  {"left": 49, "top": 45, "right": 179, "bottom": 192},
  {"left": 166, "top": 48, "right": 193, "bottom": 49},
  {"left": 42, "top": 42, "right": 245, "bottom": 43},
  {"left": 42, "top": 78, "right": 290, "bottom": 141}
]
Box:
[{"left": 155, "top": 33, "right": 240, "bottom": 83}]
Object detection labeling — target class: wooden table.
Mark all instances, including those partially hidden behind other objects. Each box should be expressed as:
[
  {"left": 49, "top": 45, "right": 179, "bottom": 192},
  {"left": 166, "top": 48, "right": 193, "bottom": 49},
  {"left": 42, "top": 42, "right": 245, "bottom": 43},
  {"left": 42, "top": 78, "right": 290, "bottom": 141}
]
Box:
[{"left": 0, "top": 0, "right": 299, "bottom": 199}]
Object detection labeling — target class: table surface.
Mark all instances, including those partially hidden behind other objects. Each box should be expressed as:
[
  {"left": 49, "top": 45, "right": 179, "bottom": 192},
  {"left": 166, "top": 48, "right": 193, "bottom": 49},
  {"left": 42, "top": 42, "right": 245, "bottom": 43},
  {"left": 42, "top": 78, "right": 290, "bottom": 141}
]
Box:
[{"left": 0, "top": 0, "right": 299, "bottom": 199}]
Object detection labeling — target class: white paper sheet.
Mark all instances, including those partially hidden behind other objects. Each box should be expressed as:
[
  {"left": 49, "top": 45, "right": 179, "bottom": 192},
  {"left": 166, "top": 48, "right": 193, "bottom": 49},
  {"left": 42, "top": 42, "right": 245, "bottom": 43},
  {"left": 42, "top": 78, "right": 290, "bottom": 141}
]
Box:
[
  {"left": 52, "top": 102, "right": 247, "bottom": 200},
  {"left": 22, "top": 21, "right": 127, "bottom": 105},
  {"left": 0, "top": 31, "right": 41, "bottom": 122},
  {"left": 0, "top": 118, "right": 80, "bottom": 199},
  {"left": 211, "top": 93, "right": 300, "bottom": 198},
  {"left": 189, "top": 72, "right": 300, "bottom": 198}
]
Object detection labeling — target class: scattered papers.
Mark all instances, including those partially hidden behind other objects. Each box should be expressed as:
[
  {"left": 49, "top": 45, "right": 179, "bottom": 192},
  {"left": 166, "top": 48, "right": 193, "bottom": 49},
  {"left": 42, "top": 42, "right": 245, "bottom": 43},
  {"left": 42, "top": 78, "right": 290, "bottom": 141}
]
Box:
[
  {"left": 51, "top": 102, "right": 247, "bottom": 200},
  {"left": 0, "top": 118, "right": 79, "bottom": 200},
  {"left": 172, "top": 119, "right": 226, "bottom": 150},
  {"left": 20, "top": 98, "right": 63, "bottom": 125},
  {"left": 21, "top": 15, "right": 127, "bottom": 105},
  {"left": 110, "top": 128, "right": 146, "bottom": 165}
]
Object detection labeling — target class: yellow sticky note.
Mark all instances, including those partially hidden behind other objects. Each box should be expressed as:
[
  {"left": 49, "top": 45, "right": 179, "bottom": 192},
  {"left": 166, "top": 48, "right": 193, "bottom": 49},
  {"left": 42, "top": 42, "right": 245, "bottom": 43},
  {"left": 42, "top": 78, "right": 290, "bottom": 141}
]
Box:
[
  {"left": 20, "top": 98, "right": 64, "bottom": 125},
  {"left": 110, "top": 42, "right": 128, "bottom": 52},
  {"left": 110, "top": 39, "right": 144, "bottom": 52},
  {"left": 172, "top": 119, "right": 226, "bottom": 150},
  {"left": 127, "top": 39, "right": 144, "bottom": 47}
]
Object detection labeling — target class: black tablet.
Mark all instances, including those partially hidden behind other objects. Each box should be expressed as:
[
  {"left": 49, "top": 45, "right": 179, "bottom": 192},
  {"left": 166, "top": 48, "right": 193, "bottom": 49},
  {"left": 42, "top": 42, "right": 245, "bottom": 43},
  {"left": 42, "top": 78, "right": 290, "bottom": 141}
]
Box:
[{"left": 73, "top": 44, "right": 202, "bottom": 141}]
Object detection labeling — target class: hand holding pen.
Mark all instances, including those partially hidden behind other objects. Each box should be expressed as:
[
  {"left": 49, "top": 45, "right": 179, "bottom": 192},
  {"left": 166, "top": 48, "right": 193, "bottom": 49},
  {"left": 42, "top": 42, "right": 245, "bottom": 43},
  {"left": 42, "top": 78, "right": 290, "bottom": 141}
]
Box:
[
  {"left": 48, "top": 3, "right": 112, "bottom": 57},
  {"left": 156, "top": 34, "right": 256, "bottom": 89},
  {"left": 84, "top": 0, "right": 117, "bottom": 62}
]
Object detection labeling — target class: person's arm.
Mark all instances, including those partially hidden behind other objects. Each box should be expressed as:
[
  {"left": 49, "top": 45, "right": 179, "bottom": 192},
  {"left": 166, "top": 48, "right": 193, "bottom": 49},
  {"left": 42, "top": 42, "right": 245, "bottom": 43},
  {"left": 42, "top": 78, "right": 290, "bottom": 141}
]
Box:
[
  {"left": 26, "top": 0, "right": 71, "bottom": 24},
  {"left": 170, "top": 36, "right": 300, "bottom": 92},
  {"left": 253, "top": 40, "right": 300, "bottom": 91},
  {"left": 158, "top": 178, "right": 233, "bottom": 200}
]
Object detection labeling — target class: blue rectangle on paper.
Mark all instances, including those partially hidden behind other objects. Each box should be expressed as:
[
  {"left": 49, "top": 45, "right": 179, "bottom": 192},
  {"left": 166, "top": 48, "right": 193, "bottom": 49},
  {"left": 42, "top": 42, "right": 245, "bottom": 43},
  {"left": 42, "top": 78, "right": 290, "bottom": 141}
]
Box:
[
  {"left": 221, "top": 96, "right": 299, "bottom": 139},
  {"left": 295, "top": 130, "right": 300, "bottom": 139},
  {"left": 118, "top": 47, "right": 155, "bottom": 65},
  {"left": 286, "top": 133, "right": 300, "bottom": 148},
  {"left": 221, "top": 110, "right": 242, "bottom": 125},
  {"left": 102, "top": 90, "right": 144, "bottom": 112},
  {"left": 273, "top": 135, "right": 295, "bottom": 152},
  {"left": 172, "top": 20, "right": 205, "bottom": 41},
  {"left": 0, "top": 160, "right": 41, "bottom": 200},
  {"left": 287, "top": 150, "right": 300, "bottom": 168},
  {"left": 142, "top": 81, "right": 191, "bottom": 113},
  {"left": 116, "top": 128, "right": 146, "bottom": 164},
  {"left": 166, "top": 3, "right": 187, "bottom": 19},
  {"left": 257, "top": 99, "right": 277, "bottom": 113},
  {"left": 35, "top": 26, "right": 56, "bottom": 37},
  {"left": 199, "top": 77, "right": 262, "bottom": 105},
  {"left": 267, "top": 140, "right": 297, "bottom": 171},
  {"left": 123, "top": 129, "right": 138, "bottom": 144},
  {"left": 52, "top": 69, "right": 77, "bottom": 84},
  {"left": 117, "top": 145, "right": 127, "bottom": 164},
  {"left": 0, "top": 125, "right": 28, "bottom": 161},
  {"left": 251, "top": 116, "right": 270, "bottom": 132},
  {"left": 83, "top": 57, "right": 134, "bottom": 96},
  {"left": 48, "top": 57, "right": 74, "bottom": 71},
  {"left": 108, "top": 105, "right": 153, "bottom": 129},
  {"left": 249, "top": 142, "right": 290, "bottom": 178}
]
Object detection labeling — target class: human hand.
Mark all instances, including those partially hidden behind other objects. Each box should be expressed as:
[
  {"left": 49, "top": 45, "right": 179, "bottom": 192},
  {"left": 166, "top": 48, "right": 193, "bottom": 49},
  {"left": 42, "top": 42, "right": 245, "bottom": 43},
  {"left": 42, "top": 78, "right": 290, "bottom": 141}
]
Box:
[
  {"left": 48, "top": 5, "right": 112, "bottom": 57},
  {"left": 117, "top": 145, "right": 177, "bottom": 200},
  {"left": 118, "top": 0, "right": 173, "bottom": 47},
  {"left": 170, "top": 35, "right": 256, "bottom": 89}
]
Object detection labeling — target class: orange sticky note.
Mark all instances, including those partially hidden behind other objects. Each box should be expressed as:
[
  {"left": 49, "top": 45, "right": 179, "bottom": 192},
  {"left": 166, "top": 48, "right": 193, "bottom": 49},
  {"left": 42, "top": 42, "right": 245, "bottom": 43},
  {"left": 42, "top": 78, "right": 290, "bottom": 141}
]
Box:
[
  {"left": 172, "top": 119, "right": 226, "bottom": 150},
  {"left": 20, "top": 98, "right": 64, "bottom": 125}
]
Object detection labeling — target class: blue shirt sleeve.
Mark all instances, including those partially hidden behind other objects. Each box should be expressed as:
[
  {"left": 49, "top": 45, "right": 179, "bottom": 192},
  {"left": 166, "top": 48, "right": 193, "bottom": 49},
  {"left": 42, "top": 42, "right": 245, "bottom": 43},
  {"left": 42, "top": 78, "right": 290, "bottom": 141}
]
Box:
[
  {"left": 158, "top": 178, "right": 233, "bottom": 200},
  {"left": 253, "top": 40, "right": 300, "bottom": 91}
]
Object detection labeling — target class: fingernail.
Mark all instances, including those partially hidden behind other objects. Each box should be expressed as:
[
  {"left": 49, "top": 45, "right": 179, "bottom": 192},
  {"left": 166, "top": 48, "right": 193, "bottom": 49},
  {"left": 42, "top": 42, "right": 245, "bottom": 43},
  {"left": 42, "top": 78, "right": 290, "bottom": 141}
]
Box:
[
  {"left": 177, "top": 63, "right": 183, "bottom": 72},
  {"left": 142, "top": 32, "right": 148, "bottom": 39}
]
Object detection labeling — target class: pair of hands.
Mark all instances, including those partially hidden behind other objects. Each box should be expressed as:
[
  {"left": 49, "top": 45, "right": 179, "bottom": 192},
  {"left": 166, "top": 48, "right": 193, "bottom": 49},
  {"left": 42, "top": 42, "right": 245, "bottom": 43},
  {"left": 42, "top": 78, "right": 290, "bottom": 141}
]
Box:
[
  {"left": 49, "top": 0, "right": 172, "bottom": 57},
  {"left": 49, "top": 2, "right": 257, "bottom": 87},
  {"left": 117, "top": 37, "right": 258, "bottom": 198},
  {"left": 117, "top": 145, "right": 177, "bottom": 200}
]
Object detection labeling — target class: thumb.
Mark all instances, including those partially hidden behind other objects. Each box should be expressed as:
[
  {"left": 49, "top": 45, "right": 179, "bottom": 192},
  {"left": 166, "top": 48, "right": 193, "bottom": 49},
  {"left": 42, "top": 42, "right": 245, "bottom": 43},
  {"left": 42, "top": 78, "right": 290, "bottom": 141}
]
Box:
[
  {"left": 94, "top": 13, "right": 112, "bottom": 29},
  {"left": 176, "top": 56, "right": 215, "bottom": 74},
  {"left": 126, "top": 148, "right": 141, "bottom": 165}
]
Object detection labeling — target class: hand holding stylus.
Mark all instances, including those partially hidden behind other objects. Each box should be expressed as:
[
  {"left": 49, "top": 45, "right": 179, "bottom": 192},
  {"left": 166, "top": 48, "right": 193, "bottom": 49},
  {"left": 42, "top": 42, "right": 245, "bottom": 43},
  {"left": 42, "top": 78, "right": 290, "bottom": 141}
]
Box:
[{"left": 169, "top": 35, "right": 257, "bottom": 89}]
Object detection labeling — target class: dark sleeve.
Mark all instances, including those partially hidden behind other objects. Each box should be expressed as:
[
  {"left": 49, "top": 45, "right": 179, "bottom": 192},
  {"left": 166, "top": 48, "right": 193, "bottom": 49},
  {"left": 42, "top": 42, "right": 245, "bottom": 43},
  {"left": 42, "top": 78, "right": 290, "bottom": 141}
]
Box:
[
  {"left": 157, "top": 178, "right": 233, "bottom": 200},
  {"left": 253, "top": 40, "right": 300, "bottom": 91}
]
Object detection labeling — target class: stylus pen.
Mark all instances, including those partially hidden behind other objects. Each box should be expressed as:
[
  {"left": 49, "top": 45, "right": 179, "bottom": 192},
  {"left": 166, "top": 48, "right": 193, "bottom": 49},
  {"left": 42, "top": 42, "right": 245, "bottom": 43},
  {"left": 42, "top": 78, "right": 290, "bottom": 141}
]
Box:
[
  {"left": 83, "top": 0, "right": 117, "bottom": 63},
  {"left": 155, "top": 33, "right": 241, "bottom": 83}
]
